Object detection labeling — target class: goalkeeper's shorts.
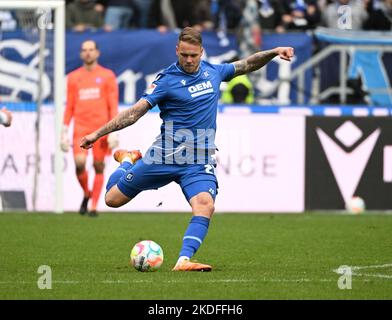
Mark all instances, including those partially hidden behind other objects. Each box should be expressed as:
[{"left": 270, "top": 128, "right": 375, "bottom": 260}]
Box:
[{"left": 73, "top": 132, "right": 109, "bottom": 162}]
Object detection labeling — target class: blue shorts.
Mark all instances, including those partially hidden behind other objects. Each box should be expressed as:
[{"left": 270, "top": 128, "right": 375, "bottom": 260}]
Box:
[{"left": 117, "top": 161, "right": 218, "bottom": 202}]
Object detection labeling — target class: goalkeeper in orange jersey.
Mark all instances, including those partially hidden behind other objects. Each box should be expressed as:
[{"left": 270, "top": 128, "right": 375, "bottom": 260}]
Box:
[{"left": 61, "top": 40, "right": 119, "bottom": 217}]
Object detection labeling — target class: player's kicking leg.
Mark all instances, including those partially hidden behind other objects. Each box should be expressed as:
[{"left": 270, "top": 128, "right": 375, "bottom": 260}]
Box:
[{"left": 104, "top": 149, "right": 142, "bottom": 208}]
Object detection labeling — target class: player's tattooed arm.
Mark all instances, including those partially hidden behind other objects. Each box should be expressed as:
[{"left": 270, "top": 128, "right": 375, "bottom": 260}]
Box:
[
  {"left": 233, "top": 47, "right": 294, "bottom": 77},
  {"left": 98, "top": 98, "right": 150, "bottom": 134},
  {"left": 80, "top": 99, "right": 151, "bottom": 149}
]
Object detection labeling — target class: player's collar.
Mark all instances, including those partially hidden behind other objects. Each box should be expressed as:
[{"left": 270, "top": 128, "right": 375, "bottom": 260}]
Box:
[
  {"left": 83, "top": 63, "right": 101, "bottom": 73},
  {"left": 175, "top": 62, "right": 202, "bottom": 77}
]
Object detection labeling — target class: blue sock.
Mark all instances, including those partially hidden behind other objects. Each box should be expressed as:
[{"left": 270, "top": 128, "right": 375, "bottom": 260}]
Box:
[
  {"left": 106, "top": 161, "right": 132, "bottom": 191},
  {"left": 179, "top": 216, "right": 210, "bottom": 259}
]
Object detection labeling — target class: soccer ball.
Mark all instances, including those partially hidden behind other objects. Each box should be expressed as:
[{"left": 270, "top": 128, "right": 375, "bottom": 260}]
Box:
[
  {"left": 130, "top": 240, "right": 164, "bottom": 272},
  {"left": 345, "top": 196, "right": 366, "bottom": 214}
]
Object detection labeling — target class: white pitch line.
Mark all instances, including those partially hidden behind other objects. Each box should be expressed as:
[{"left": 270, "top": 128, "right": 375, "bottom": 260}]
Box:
[
  {"left": 332, "top": 263, "right": 392, "bottom": 280},
  {"left": 351, "top": 263, "right": 392, "bottom": 270},
  {"left": 101, "top": 280, "right": 148, "bottom": 284},
  {"left": 333, "top": 263, "right": 392, "bottom": 273},
  {"left": 0, "top": 278, "right": 373, "bottom": 285},
  {"left": 353, "top": 273, "right": 392, "bottom": 279}
]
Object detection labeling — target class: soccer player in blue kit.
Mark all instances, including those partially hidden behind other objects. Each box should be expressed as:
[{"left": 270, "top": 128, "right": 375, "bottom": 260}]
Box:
[{"left": 80, "top": 27, "right": 294, "bottom": 271}]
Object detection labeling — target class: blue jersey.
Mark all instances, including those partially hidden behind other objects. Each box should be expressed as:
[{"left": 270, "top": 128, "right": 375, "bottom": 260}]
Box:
[{"left": 142, "top": 60, "right": 235, "bottom": 164}]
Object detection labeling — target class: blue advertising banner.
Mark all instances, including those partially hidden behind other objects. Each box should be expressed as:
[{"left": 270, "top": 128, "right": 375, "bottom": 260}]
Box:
[
  {"left": 0, "top": 30, "right": 54, "bottom": 103},
  {"left": 66, "top": 30, "right": 238, "bottom": 104},
  {"left": 0, "top": 29, "right": 312, "bottom": 105}
]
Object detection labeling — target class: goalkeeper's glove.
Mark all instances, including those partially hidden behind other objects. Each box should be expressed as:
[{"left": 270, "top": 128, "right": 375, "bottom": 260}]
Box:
[
  {"left": 60, "top": 125, "right": 70, "bottom": 152},
  {"left": 107, "top": 132, "right": 119, "bottom": 149}
]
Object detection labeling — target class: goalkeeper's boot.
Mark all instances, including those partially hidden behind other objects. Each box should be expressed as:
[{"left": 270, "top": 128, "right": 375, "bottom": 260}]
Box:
[
  {"left": 113, "top": 149, "right": 142, "bottom": 164},
  {"left": 79, "top": 194, "right": 90, "bottom": 215},
  {"left": 172, "top": 258, "right": 212, "bottom": 272},
  {"left": 88, "top": 210, "right": 98, "bottom": 218}
]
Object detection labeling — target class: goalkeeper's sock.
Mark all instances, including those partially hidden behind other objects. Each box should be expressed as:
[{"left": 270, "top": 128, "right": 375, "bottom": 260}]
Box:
[
  {"left": 91, "top": 173, "right": 104, "bottom": 210},
  {"left": 179, "top": 216, "right": 210, "bottom": 259},
  {"left": 106, "top": 161, "right": 133, "bottom": 191},
  {"left": 77, "top": 170, "right": 90, "bottom": 197}
]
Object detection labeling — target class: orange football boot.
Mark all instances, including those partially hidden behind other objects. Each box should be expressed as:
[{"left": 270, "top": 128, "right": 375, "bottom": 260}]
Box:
[
  {"left": 113, "top": 149, "right": 142, "bottom": 164},
  {"left": 172, "top": 259, "right": 212, "bottom": 272}
]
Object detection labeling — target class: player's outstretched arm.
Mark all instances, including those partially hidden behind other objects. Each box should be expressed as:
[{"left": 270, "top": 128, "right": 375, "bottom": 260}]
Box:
[
  {"left": 233, "top": 47, "right": 294, "bottom": 77},
  {"left": 80, "top": 98, "right": 151, "bottom": 149}
]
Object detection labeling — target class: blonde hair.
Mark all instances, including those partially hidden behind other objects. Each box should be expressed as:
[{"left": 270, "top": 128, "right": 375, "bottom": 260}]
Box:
[{"left": 178, "top": 27, "right": 202, "bottom": 46}]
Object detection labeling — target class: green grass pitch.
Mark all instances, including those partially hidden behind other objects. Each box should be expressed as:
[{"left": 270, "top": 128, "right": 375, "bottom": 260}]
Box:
[{"left": 0, "top": 212, "right": 391, "bottom": 299}]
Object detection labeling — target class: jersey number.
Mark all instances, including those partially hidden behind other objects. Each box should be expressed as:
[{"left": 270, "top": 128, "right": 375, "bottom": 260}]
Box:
[{"left": 204, "top": 164, "right": 214, "bottom": 174}]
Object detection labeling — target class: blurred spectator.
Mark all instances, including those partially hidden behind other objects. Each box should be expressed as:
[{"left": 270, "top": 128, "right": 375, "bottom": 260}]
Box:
[
  {"left": 133, "top": 0, "right": 153, "bottom": 28},
  {"left": 221, "top": 74, "right": 255, "bottom": 104},
  {"left": 364, "top": 0, "right": 373, "bottom": 11},
  {"left": 238, "top": 0, "right": 262, "bottom": 55},
  {"left": 317, "top": 0, "right": 329, "bottom": 10},
  {"left": 255, "top": 0, "right": 285, "bottom": 32},
  {"left": 210, "top": 0, "right": 246, "bottom": 49},
  {"left": 0, "top": 10, "right": 17, "bottom": 31},
  {"left": 193, "top": 0, "right": 215, "bottom": 31},
  {"left": 281, "top": 0, "right": 321, "bottom": 30},
  {"left": 364, "top": 0, "right": 392, "bottom": 30},
  {"left": 321, "top": 0, "right": 368, "bottom": 30},
  {"left": 95, "top": 1, "right": 106, "bottom": 14},
  {"left": 103, "top": 0, "right": 135, "bottom": 31},
  {"left": 210, "top": 0, "right": 244, "bottom": 32},
  {"left": 66, "top": 0, "right": 104, "bottom": 32},
  {"left": 148, "top": 0, "right": 199, "bottom": 32},
  {"left": 236, "top": 1, "right": 263, "bottom": 101},
  {"left": 13, "top": 9, "right": 38, "bottom": 29}
]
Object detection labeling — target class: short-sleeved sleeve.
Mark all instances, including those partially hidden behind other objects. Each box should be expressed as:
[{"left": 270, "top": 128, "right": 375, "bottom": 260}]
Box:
[
  {"left": 215, "top": 63, "right": 235, "bottom": 82},
  {"left": 142, "top": 73, "right": 167, "bottom": 108}
]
